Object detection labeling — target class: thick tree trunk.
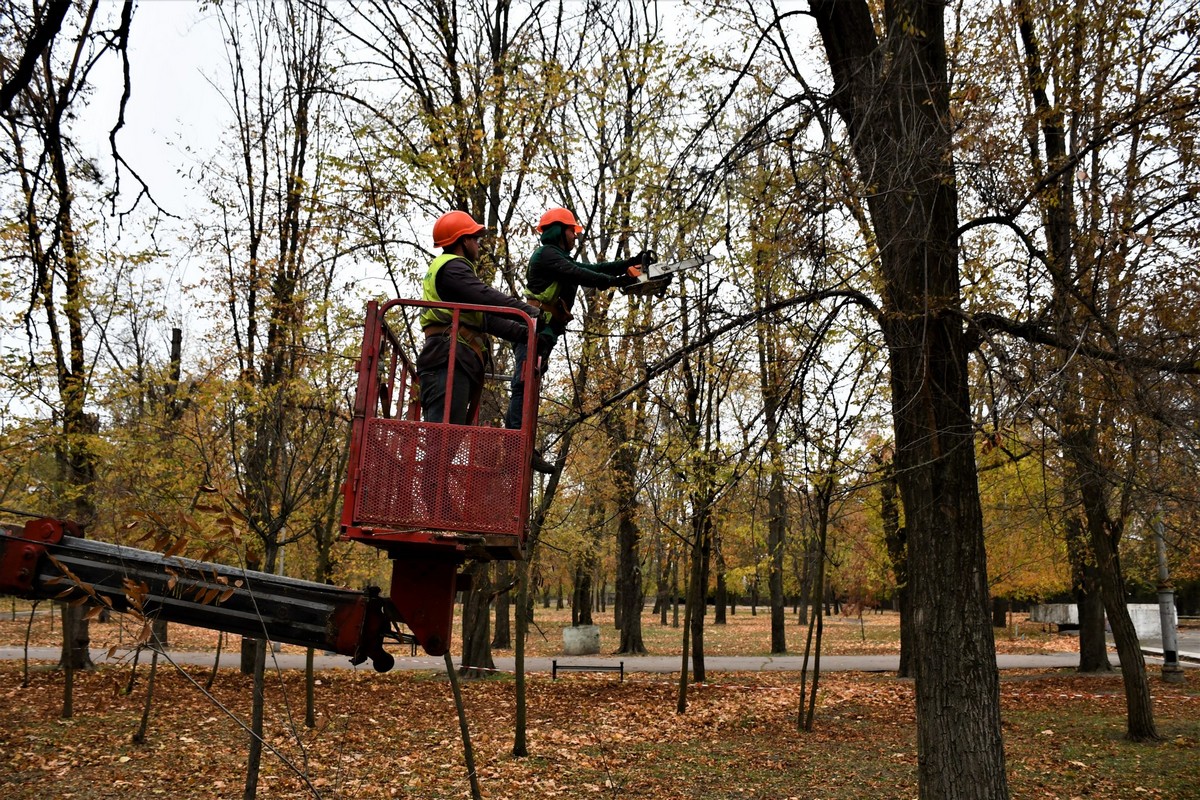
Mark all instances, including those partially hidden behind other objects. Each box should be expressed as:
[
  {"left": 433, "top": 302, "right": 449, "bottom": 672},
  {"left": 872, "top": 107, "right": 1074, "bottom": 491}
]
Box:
[
  {"left": 1067, "top": 517, "right": 1112, "bottom": 672},
  {"left": 880, "top": 458, "right": 913, "bottom": 677},
  {"left": 58, "top": 603, "right": 94, "bottom": 671},
  {"left": 713, "top": 535, "right": 728, "bottom": 625},
  {"left": 572, "top": 562, "right": 593, "bottom": 626},
  {"left": 240, "top": 636, "right": 257, "bottom": 675},
  {"left": 811, "top": 3, "right": 1007, "bottom": 796},
  {"left": 492, "top": 562, "right": 511, "bottom": 649},
  {"left": 614, "top": 448, "right": 646, "bottom": 654},
  {"left": 459, "top": 562, "right": 495, "bottom": 678},
  {"left": 1077, "top": 579, "right": 1110, "bottom": 671}
]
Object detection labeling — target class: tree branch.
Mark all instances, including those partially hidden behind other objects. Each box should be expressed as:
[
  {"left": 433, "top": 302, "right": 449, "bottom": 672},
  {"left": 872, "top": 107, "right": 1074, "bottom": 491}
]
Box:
[
  {"left": 0, "top": 0, "right": 72, "bottom": 114},
  {"left": 565, "top": 289, "right": 878, "bottom": 429},
  {"left": 969, "top": 310, "right": 1200, "bottom": 375}
]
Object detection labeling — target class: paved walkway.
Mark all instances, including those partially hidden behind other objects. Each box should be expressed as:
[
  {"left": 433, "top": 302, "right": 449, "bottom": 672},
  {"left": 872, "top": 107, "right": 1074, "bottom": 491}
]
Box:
[{"left": 4, "top": 646, "right": 1194, "bottom": 675}]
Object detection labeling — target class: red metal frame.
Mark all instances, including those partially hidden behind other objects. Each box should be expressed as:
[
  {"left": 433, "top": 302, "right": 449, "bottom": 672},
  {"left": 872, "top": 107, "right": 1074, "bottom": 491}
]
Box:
[
  {"left": 339, "top": 298, "right": 542, "bottom": 655},
  {"left": 0, "top": 303, "right": 545, "bottom": 662},
  {"left": 0, "top": 517, "right": 75, "bottom": 596}
]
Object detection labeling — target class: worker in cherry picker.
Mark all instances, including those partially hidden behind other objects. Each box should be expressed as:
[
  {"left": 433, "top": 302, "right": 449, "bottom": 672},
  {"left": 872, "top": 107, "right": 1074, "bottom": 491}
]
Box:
[
  {"left": 502, "top": 207, "right": 649, "bottom": 443},
  {"left": 418, "top": 211, "right": 556, "bottom": 468}
]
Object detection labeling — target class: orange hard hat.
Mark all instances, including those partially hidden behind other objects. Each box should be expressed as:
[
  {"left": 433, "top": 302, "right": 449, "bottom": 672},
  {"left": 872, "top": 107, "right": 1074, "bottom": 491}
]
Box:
[
  {"left": 537, "top": 207, "right": 583, "bottom": 233},
  {"left": 433, "top": 210, "right": 486, "bottom": 248}
]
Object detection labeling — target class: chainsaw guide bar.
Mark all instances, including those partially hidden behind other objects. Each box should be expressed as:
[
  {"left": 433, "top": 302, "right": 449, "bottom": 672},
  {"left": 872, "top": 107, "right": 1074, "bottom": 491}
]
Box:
[{"left": 621, "top": 253, "right": 716, "bottom": 296}]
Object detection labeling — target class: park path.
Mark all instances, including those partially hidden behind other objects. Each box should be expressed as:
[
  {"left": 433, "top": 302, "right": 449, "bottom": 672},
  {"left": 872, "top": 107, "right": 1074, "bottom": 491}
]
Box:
[
  {"left": 5, "top": 626, "right": 1196, "bottom": 675},
  {"left": 5, "top": 646, "right": 1189, "bottom": 675}
]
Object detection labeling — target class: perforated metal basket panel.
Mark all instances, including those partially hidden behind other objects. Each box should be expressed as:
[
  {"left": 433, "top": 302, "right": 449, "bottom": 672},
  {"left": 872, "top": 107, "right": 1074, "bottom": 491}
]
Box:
[{"left": 355, "top": 418, "right": 526, "bottom": 536}]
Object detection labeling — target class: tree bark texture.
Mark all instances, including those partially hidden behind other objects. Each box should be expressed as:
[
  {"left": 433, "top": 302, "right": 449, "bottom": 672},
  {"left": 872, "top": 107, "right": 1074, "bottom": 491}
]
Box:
[
  {"left": 572, "top": 561, "right": 593, "bottom": 627},
  {"left": 459, "top": 562, "right": 495, "bottom": 677},
  {"left": 492, "top": 561, "right": 512, "bottom": 649},
  {"left": 714, "top": 533, "right": 728, "bottom": 625},
  {"left": 880, "top": 458, "right": 913, "bottom": 677},
  {"left": 687, "top": 494, "right": 713, "bottom": 683},
  {"left": 613, "top": 444, "right": 646, "bottom": 654},
  {"left": 810, "top": 2, "right": 1007, "bottom": 796},
  {"left": 1063, "top": 422, "right": 1158, "bottom": 740},
  {"left": 58, "top": 603, "right": 94, "bottom": 672},
  {"left": 1067, "top": 516, "right": 1112, "bottom": 673}
]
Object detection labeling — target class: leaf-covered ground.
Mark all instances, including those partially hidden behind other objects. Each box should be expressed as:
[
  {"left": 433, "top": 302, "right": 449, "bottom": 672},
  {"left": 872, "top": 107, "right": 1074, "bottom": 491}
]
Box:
[
  {"left": 0, "top": 603, "right": 1196, "bottom": 799},
  {"left": 0, "top": 663, "right": 1196, "bottom": 799}
]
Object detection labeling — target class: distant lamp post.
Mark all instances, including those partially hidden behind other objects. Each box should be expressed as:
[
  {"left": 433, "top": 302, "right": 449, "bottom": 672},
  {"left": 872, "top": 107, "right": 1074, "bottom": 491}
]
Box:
[{"left": 1153, "top": 513, "right": 1185, "bottom": 684}]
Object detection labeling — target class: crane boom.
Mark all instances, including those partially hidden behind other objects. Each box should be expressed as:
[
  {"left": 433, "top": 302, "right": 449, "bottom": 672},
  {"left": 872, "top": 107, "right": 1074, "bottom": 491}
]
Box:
[
  {"left": 0, "top": 295, "right": 543, "bottom": 664},
  {"left": 0, "top": 517, "right": 397, "bottom": 671}
]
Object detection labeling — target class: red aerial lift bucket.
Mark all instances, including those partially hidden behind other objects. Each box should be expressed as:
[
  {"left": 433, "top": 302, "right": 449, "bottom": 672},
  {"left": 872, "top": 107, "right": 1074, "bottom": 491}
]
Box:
[{"left": 339, "top": 298, "right": 543, "bottom": 654}]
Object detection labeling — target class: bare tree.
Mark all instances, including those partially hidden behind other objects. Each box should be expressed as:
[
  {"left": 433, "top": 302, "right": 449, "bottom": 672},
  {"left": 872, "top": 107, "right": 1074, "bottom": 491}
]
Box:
[
  {"left": 190, "top": 1, "right": 348, "bottom": 795},
  {"left": 1, "top": 0, "right": 139, "bottom": 689},
  {"left": 958, "top": 0, "right": 1200, "bottom": 740},
  {"left": 805, "top": 3, "right": 1009, "bottom": 795}
]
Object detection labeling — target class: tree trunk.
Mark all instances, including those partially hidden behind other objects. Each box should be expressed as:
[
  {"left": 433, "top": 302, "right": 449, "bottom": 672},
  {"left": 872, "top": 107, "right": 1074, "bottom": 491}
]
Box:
[
  {"left": 1064, "top": 422, "right": 1158, "bottom": 740},
  {"left": 671, "top": 556, "right": 680, "bottom": 628},
  {"left": 991, "top": 598, "right": 1009, "bottom": 629},
  {"left": 714, "top": 533, "right": 728, "bottom": 625},
  {"left": 614, "top": 447, "right": 646, "bottom": 654},
  {"left": 240, "top": 637, "right": 257, "bottom": 675},
  {"left": 767, "top": 472, "right": 788, "bottom": 654},
  {"left": 751, "top": 208, "right": 790, "bottom": 653},
  {"left": 572, "top": 502, "right": 604, "bottom": 626},
  {"left": 132, "top": 649, "right": 160, "bottom": 744},
  {"left": 687, "top": 501, "right": 713, "bottom": 683},
  {"left": 1014, "top": 0, "right": 1159, "bottom": 739},
  {"left": 656, "top": 539, "right": 671, "bottom": 625},
  {"left": 459, "top": 562, "right": 495, "bottom": 678},
  {"left": 572, "top": 561, "right": 593, "bottom": 626},
  {"left": 1067, "top": 516, "right": 1112, "bottom": 672},
  {"left": 880, "top": 457, "right": 913, "bottom": 678},
  {"left": 800, "top": 494, "right": 831, "bottom": 732},
  {"left": 492, "top": 562, "right": 511, "bottom": 649},
  {"left": 58, "top": 603, "right": 94, "bottom": 671},
  {"left": 242, "top": 637, "right": 267, "bottom": 800},
  {"left": 811, "top": 3, "right": 1008, "bottom": 796}
]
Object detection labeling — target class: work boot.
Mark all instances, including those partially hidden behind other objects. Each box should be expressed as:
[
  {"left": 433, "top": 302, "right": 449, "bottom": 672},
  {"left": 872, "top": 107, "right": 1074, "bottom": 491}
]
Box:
[{"left": 531, "top": 449, "right": 556, "bottom": 474}]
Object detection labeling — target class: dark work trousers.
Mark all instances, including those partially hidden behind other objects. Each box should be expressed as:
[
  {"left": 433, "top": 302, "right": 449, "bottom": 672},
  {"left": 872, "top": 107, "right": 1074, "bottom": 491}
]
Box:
[
  {"left": 420, "top": 363, "right": 474, "bottom": 424},
  {"left": 503, "top": 339, "right": 530, "bottom": 430}
]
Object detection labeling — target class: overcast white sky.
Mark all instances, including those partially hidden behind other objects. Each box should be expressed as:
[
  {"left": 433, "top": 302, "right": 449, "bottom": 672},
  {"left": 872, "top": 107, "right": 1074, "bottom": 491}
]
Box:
[{"left": 84, "top": 1, "right": 225, "bottom": 219}]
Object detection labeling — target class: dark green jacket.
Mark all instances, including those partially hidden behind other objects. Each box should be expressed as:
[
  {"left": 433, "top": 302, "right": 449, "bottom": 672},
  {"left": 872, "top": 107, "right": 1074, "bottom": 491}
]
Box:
[{"left": 525, "top": 243, "right": 636, "bottom": 312}]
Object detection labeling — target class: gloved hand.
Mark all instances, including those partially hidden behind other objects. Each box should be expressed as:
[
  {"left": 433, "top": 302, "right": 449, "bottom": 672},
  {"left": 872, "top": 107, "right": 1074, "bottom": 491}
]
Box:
[
  {"left": 610, "top": 272, "right": 641, "bottom": 289},
  {"left": 629, "top": 249, "right": 657, "bottom": 266}
]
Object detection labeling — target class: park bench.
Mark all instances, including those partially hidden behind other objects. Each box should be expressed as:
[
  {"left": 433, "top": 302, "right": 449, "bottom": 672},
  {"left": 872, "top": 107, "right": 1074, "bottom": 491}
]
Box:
[{"left": 551, "top": 659, "right": 624, "bottom": 682}]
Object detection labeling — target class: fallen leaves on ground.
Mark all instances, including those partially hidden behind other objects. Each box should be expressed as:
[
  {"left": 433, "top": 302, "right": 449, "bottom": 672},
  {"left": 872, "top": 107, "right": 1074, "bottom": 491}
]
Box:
[{"left": 0, "top": 661, "right": 1195, "bottom": 800}]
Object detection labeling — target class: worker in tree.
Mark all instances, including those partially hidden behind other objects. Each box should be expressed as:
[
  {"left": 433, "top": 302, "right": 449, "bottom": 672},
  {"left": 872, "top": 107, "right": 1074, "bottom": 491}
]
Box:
[
  {"left": 418, "top": 211, "right": 555, "bottom": 464},
  {"left": 503, "top": 208, "right": 648, "bottom": 442}
]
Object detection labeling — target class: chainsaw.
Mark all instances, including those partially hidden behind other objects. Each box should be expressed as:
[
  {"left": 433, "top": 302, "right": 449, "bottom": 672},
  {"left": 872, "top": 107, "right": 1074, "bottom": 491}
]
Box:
[{"left": 620, "top": 251, "right": 716, "bottom": 296}]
